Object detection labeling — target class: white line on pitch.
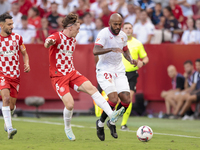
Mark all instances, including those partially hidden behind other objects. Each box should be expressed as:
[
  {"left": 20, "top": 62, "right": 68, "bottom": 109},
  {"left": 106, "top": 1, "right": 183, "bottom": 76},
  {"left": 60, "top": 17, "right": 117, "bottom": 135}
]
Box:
[{"left": 1, "top": 117, "right": 200, "bottom": 139}]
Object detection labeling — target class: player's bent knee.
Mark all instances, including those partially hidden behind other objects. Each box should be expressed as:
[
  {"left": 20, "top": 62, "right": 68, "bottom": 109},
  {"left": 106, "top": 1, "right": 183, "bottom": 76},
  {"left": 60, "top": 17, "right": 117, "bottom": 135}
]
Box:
[{"left": 2, "top": 96, "right": 10, "bottom": 105}]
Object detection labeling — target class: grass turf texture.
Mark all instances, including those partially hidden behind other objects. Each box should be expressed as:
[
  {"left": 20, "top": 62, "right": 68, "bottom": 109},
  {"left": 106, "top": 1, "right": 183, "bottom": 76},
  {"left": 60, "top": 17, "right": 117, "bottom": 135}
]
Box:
[{"left": 0, "top": 116, "right": 200, "bottom": 150}]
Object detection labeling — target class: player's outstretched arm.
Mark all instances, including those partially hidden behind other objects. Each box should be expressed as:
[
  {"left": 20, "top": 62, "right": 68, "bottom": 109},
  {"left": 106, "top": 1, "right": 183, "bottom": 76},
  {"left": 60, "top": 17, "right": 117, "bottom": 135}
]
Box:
[
  {"left": 20, "top": 45, "right": 30, "bottom": 73},
  {"left": 44, "top": 39, "right": 56, "bottom": 48},
  {"left": 93, "top": 45, "right": 113, "bottom": 55},
  {"left": 123, "top": 49, "right": 137, "bottom": 66}
]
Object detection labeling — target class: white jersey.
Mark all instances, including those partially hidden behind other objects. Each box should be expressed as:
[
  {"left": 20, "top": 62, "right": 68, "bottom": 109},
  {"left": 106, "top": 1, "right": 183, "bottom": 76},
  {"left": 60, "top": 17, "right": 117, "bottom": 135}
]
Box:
[{"left": 95, "top": 27, "right": 128, "bottom": 73}]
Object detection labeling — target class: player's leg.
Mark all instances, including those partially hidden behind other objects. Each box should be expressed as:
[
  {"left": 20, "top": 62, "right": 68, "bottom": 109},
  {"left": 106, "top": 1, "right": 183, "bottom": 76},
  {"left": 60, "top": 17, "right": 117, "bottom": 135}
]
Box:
[
  {"left": 120, "top": 72, "right": 137, "bottom": 130},
  {"left": 173, "top": 94, "right": 187, "bottom": 115},
  {"left": 179, "top": 95, "right": 197, "bottom": 116},
  {"left": 1, "top": 88, "right": 17, "bottom": 139},
  {"left": 62, "top": 93, "right": 76, "bottom": 141}
]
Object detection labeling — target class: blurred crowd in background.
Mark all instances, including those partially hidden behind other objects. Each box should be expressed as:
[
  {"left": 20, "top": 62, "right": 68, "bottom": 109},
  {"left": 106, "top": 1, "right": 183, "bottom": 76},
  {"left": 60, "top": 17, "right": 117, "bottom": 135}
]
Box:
[{"left": 1, "top": 0, "right": 200, "bottom": 44}]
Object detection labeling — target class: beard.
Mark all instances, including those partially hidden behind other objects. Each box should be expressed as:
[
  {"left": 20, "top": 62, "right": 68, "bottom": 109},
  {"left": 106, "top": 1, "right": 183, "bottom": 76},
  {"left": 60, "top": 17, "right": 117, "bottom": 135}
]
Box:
[
  {"left": 110, "top": 25, "right": 120, "bottom": 35},
  {"left": 4, "top": 28, "right": 12, "bottom": 35}
]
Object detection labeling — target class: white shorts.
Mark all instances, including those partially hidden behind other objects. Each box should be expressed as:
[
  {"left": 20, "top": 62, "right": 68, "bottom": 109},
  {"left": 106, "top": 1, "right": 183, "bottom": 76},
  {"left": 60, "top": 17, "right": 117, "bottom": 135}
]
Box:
[{"left": 96, "top": 70, "right": 130, "bottom": 95}]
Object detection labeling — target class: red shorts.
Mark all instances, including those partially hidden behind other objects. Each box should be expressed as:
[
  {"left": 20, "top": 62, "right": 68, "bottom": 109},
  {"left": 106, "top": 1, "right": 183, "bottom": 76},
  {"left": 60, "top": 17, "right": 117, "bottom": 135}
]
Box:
[
  {"left": 51, "top": 70, "right": 88, "bottom": 99},
  {"left": 0, "top": 74, "right": 20, "bottom": 98}
]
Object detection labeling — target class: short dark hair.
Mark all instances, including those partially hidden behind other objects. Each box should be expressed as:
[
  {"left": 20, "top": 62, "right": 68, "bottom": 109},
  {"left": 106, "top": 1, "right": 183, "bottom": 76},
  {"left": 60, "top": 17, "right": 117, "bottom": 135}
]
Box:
[
  {"left": 184, "top": 60, "right": 193, "bottom": 65},
  {"left": 0, "top": 12, "right": 13, "bottom": 23},
  {"left": 83, "top": 12, "right": 92, "bottom": 18},
  {"left": 156, "top": 2, "right": 162, "bottom": 6},
  {"left": 62, "top": 13, "right": 78, "bottom": 28},
  {"left": 30, "top": 7, "right": 40, "bottom": 16},
  {"left": 51, "top": 2, "right": 58, "bottom": 5},
  {"left": 21, "top": 15, "right": 28, "bottom": 20},
  {"left": 123, "top": 22, "right": 133, "bottom": 27},
  {"left": 196, "top": 58, "right": 200, "bottom": 63}
]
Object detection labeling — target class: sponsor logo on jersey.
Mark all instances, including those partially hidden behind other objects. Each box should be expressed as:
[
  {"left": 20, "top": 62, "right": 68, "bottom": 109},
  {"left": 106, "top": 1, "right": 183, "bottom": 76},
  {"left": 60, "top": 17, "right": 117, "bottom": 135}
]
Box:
[{"left": 0, "top": 50, "right": 17, "bottom": 56}]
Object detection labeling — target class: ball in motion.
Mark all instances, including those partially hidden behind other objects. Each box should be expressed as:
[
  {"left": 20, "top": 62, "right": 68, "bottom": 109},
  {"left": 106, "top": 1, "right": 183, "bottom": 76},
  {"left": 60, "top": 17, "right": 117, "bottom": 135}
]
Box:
[{"left": 136, "top": 125, "right": 153, "bottom": 142}]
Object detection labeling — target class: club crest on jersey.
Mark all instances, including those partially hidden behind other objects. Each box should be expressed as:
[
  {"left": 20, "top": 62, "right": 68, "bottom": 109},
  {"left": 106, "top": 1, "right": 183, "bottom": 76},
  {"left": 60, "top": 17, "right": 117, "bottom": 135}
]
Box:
[
  {"left": 96, "top": 38, "right": 100, "bottom": 42},
  {"left": 59, "top": 87, "right": 65, "bottom": 93},
  {"left": 110, "top": 36, "right": 113, "bottom": 39},
  {"left": 12, "top": 41, "right": 17, "bottom": 47},
  {"left": 121, "top": 38, "right": 124, "bottom": 41}
]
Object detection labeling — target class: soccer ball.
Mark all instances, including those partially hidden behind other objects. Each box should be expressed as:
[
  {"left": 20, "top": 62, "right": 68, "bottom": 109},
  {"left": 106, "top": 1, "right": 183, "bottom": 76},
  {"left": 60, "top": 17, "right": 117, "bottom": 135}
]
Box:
[{"left": 136, "top": 125, "right": 153, "bottom": 142}]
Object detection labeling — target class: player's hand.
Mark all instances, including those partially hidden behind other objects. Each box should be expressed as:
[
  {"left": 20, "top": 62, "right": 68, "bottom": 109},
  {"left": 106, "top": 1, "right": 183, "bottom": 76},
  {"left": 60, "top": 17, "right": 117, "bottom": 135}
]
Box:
[
  {"left": 137, "top": 60, "right": 143, "bottom": 68},
  {"left": 183, "top": 72, "right": 188, "bottom": 78},
  {"left": 46, "top": 39, "right": 56, "bottom": 47},
  {"left": 112, "top": 48, "right": 123, "bottom": 53},
  {"left": 130, "top": 59, "right": 138, "bottom": 67},
  {"left": 24, "top": 64, "right": 30, "bottom": 73}
]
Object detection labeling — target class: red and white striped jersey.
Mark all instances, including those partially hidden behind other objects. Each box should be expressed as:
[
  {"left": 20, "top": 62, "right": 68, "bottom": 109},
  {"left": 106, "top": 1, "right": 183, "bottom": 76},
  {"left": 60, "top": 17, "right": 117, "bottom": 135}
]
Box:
[
  {"left": 0, "top": 33, "right": 23, "bottom": 78},
  {"left": 46, "top": 31, "right": 76, "bottom": 77}
]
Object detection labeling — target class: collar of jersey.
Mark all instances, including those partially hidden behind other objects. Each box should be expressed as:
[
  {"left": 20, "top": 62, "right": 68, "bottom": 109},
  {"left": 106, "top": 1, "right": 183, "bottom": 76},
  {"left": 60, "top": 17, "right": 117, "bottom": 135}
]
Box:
[
  {"left": 108, "top": 27, "right": 119, "bottom": 36},
  {"left": 0, "top": 33, "right": 13, "bottom": 39},
  {"left": 60, "top": 31, "right": 74, "bottom": 40}
]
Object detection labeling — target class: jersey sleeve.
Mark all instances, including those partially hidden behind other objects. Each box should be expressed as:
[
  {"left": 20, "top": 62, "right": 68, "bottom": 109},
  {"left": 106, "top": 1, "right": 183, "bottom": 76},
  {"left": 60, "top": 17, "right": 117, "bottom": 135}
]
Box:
[
  {"left": 147, "top": 24, "right": 155, "bottom": 35},
  {"left": 95, "top": 29, "right": 106, "bottom": 46},
  {"left": 138, "top": 43, "right": 147, "bottom": 58},
  {"left": 46, "top": 32, "right": 60, "bottom": 46},
  {"left": 123, "top": 34, "right": 128, "bottom": 51},
  {"left": 19, "top": 35, "right": 23, "bottom": 46}
]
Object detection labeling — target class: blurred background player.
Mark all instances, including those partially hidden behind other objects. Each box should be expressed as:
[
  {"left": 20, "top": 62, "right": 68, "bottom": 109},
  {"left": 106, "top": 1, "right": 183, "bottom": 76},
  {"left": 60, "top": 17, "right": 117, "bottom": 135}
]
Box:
[
  {"left": 0, "top": 12, "right": 30, "bottom": 139},
  {"left": 173, "top": 59, "right": 200, "bottom": 119},
  {"left": 161, "top": 65, "right": 185, "bottom": 118},
  {"left": 119, "top": 22, "right": 149, "bottom": 130},
  {"left": 44, "top": 13, "right": 125, "bottom": 141},
  {"left": 93, "top": 13, "right": 137, "bottom": 141}
]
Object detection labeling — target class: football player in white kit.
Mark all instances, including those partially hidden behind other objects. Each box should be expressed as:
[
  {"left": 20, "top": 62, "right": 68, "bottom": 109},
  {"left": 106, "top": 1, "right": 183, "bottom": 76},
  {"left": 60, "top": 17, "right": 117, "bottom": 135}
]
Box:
[{"left": 93, "top": 13, "right": 138, "bottom": 141}]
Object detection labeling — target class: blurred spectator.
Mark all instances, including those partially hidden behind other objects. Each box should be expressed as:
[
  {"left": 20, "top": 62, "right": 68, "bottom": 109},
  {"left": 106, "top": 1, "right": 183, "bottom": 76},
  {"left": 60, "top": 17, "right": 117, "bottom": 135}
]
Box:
[
  {"left": 0, "top": 0, "right": 11, "bottom": 15},
  {"left": 10, "top": 2, "right": 22, "bottom": 29},
  {"left": 56, "top": 16, "right": 64, "bottom": 31},
  {"left": 151, "top": 3, "right": 163, "bottom": 27},
  {"left": 90, "top": 0, "right": 103, "bottom": 18},
  {"left": 193, "top": 1, "right": 200, "bottom": 18},
  {"left": 134, "top": 0, "right": 155, "bottom": 14},
  {"left": 46, "top": 2, "right": 62, "bottom": 29},
  {"left": 177, "top": 0, "right": 194, "bottom": 17},
  {"left": 100, "top": 1, "right": 115, "bottom": 27},
  {"left": 18, "top": 0, "right": 33, "bottom": 16},
  {"left": 58, "top": 0, "right": 74, "bottom": 16},
  {"left": 124, "top": 2, "right": 137, "bottom": 25},
  {"left": 110, "top": 0, "right": 128, "bottom": 18},
  {"left": 133, "top": 10, "right": 155, "bottom": 44},
  {"left": 37, "top": 0, "right": 51, "bottom": 17},
  {"left": 15, "top": 15, "right": 36, "bottom": 44},
  {"left": 169, "top": 0, "right": 186, "bottom": 29},
  {"left": 152, "top": 0, "right": 169, "bottom": 8},
  {"left": 28, "top": 7, "right": 41, "bottom": 29},
  {"left": 162, "top": 6, "right": 182, "bottom": 42},
  {"left": 196, "top": 19, "right": 200, "bottom": 43},
  {"left": 75, "top": 0, "right": 90, "bottom": 19},
  {"left": 36, "top": 17, "right": 51, "bottom": 44},
  {"left": 161, "top": 65, "right": 185, "bottom": 118},
  {"left": 76, "top": 12, "right": 95, "bottom": 44},
  {"left": 93, "top": 17, "right": 104, "bottom": 41},
  {"left": 181, "top": 17, "right": 198, "bottom": 44}
]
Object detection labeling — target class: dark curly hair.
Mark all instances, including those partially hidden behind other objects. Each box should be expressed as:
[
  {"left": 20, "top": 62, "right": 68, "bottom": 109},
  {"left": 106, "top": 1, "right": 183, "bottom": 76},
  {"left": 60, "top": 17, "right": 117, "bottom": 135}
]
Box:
[
  {"left": 0, "top": 12, "right": 13, "bottom": 23},
  {"left": 62, "top": 13, "right": 78, "bottom": 29}
]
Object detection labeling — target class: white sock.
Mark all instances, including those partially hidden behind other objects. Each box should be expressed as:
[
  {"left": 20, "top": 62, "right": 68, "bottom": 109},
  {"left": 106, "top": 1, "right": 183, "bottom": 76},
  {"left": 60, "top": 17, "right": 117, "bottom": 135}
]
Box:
[
  {"left": 91, "top": 91, "right": 113, "bottom": 118},
  {"left": 98, "top": 120, "right": 104, "bottom": 127},
  {"left": 11, "top": 105, "right": 16, "bottom": 115},
  {"left": 109, "top": 120, "right": 115, "bottom": 125},
  {"left": 2, "top": 106, "right": 13, "bottom": 131},
  {"left": 63, "top": 107, "right": 73, "bottom": 129}
]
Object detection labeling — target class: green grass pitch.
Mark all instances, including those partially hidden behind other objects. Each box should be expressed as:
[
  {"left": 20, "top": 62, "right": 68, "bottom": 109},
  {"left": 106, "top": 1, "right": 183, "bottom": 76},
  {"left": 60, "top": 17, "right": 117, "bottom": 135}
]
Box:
[{"left": 0, "top": 116, "right": 200, "bottom": 150}]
